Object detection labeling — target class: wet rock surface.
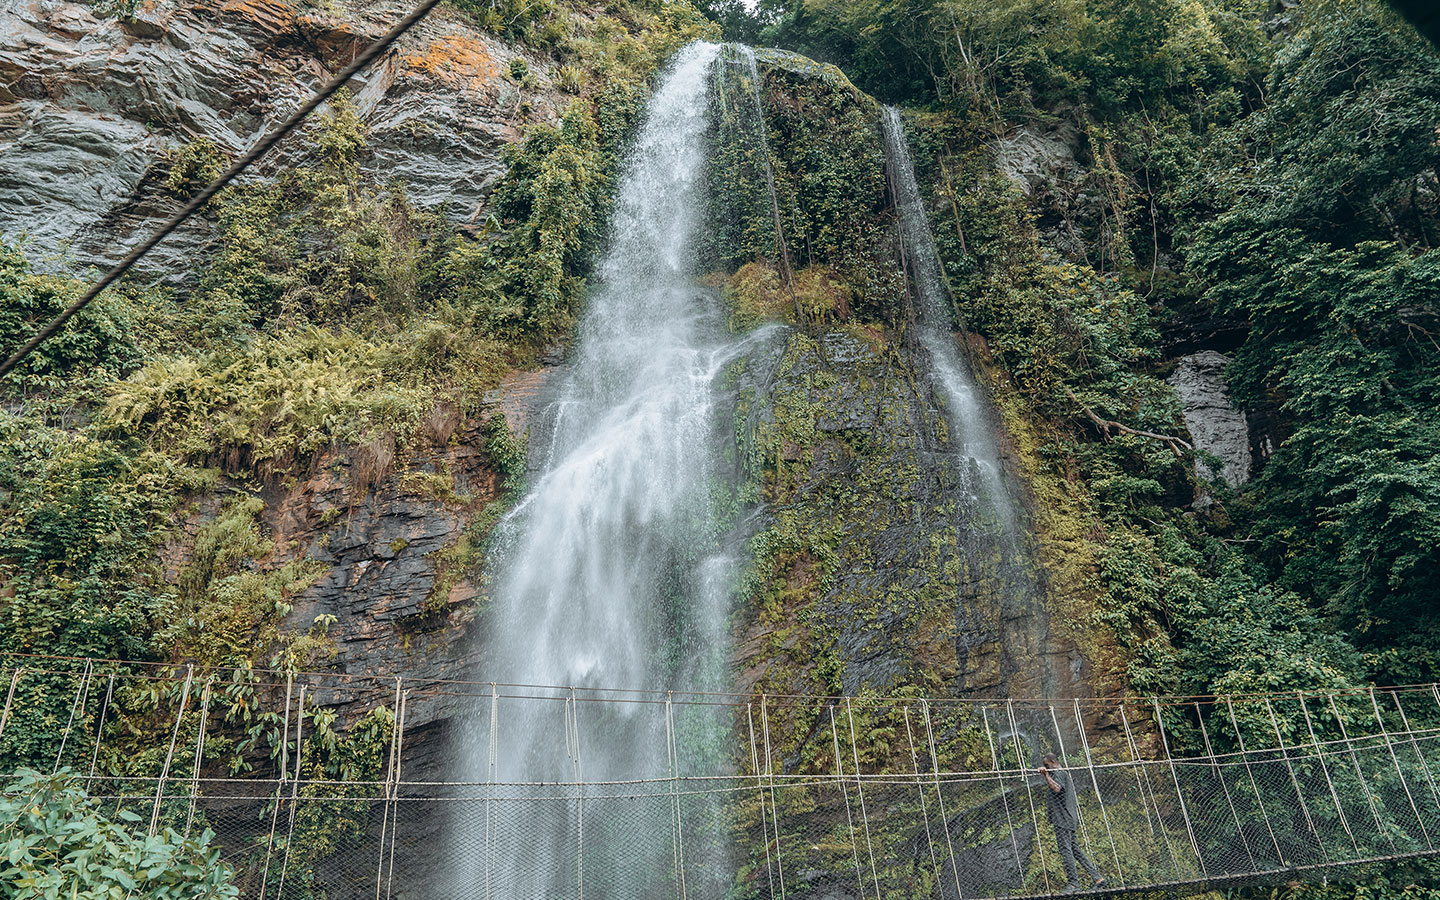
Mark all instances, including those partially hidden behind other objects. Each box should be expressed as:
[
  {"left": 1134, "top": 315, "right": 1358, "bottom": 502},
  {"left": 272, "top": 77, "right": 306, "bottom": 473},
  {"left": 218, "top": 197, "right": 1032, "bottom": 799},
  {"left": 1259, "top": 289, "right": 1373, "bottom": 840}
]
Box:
[
  {"left": 732, "top": 329, "right": 1083, "bottom": 704},
  {"left": 0, "top": 0, "right": 559, "bottom": 280}
]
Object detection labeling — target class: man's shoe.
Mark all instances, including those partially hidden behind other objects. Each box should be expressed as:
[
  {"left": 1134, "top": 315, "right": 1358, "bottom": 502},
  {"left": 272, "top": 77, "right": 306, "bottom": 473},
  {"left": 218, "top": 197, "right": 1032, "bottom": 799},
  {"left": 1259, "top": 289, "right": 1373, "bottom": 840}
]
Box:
[
  {"left": 1093, "top": 878, "right": 1107, "bottom": 888},
  {"left": 1061, "top": 885, "right": 1079, "bottom": 894}
]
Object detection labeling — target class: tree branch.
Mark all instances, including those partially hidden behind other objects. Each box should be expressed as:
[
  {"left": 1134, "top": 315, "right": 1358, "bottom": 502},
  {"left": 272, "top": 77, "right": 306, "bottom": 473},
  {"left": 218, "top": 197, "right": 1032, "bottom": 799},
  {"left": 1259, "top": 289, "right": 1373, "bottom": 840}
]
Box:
[{"left": 1063, "top": 386, "right": 1193, "bottom": 457}]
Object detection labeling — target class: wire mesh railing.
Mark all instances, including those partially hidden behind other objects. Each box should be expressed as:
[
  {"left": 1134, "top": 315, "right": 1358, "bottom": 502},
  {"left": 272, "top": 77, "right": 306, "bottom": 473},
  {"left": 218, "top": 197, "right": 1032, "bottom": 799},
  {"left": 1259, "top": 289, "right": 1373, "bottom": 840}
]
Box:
[{"left": 2, "top": 656, "right": 1439, "bottom": 899}]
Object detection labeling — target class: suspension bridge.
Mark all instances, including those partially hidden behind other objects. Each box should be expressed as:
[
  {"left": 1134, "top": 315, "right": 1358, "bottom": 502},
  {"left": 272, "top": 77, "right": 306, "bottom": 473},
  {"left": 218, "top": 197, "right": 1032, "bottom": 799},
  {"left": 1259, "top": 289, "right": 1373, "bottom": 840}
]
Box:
[{"left": 2, "top": 656, "right": 1438, "bottom": 899}]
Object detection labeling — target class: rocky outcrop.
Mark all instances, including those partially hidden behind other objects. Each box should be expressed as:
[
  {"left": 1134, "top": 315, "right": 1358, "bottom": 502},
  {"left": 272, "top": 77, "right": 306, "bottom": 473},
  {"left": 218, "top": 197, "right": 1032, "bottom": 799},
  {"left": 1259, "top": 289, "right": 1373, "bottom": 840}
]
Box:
[
  {"left": 0, "top": 0, "right": 561, "bottom": 281},
  {"left": 1167, "top": 350, "right": 1251, "bottom": 489}
]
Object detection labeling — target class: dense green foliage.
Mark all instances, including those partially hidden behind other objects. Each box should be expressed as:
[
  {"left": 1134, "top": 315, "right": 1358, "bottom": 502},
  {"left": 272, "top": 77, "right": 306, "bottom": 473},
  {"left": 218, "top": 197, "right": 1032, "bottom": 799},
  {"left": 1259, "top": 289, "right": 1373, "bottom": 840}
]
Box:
[{"left": 0, "top": 768, "right": 237, "bottom": 899}]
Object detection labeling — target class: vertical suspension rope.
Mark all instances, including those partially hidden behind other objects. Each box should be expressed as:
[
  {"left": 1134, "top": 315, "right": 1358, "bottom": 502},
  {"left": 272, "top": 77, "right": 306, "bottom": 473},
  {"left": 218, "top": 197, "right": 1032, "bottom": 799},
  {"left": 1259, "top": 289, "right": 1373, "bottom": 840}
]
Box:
[
  {"left": 666, "top": 694, "right": 688, "bottom": 900},
  {"left": 0, "top": 667, "right": 23, "bottom": 738},
  {"left": 1369, "top": 686, "right": 1433, "bottom": 849},
  {"left": 1119, "top": 700, "right": 1181, "bottom": 879},
  {"left": 184, "top": 676, "right": 214, "bottom": 839},
  {"left": 87, "top": 672, "right": 116, "bottom": 790},
  {"left": 570, "top": 688, "right": 584, "bottom": 900},
  {"left": 981, "top": 706, "right": 1025, "bottom": 882},
  {"left": 1389, "top": 690, "right": 1440, "bottom": 817},
  {"left": 150, "top": 665, "right": 193, "bottom": 837},
  {"left": 830, "top": 704, "right": 866, "bottom": 898},
  {"left": 748, "top": 704, "right": 778, "bottom": 900},
  {"left": 1073, "top": 700, "right": 1125, "bottom": 887},
  {"left": 1048, "top": 704, "right": 1098, "bottom": 868},
  {"left": 276, "top": 686, "right": 307, "bottom": 898},
  {"left": 260, "top": 673, "right": 294, "bottom": 900},
  {"left": 486, "top": 683, "right": 497, "bottom": 900},
  {"left": 1007, "top": 700, "right": 1051, "bottom": 895},
  {"left": 1225, "top": 697, "right": 1286, "bottom": 867},
  {"left": 374, "top": 677, "right": 402, "bottom": 900},
  {"left": 54, "top": 660, "right": 91, "bottom": 773},
  {"left": 385, "top": 688, "right": 408, "bottom": 900},
  {"left": 904, "top": 706, "right": 944, "bottom": 891},
  {"left": 1263, "top": 697, "right": 1326, "bottom": 861},
  {"left": 1194, "top": 701, "right": 1258, "bottom": 873},
  {"left": 760, "top": 695, "right": 787, "bottom": 899},
  {"left": 1152, "top": 697, "right": 1205, "bottom": 875},
  {"left": 845, "top": 697, "right": 882, "bottom": 900},
  {"left": 921, "top": 700, "right": 965, "bottom": 900},
  {"left": 1326, "top": 692, "right": 1393, "bottom": 854},
  {"left": 1297, "top": 692, "right": 1358, "bottom": 855}
]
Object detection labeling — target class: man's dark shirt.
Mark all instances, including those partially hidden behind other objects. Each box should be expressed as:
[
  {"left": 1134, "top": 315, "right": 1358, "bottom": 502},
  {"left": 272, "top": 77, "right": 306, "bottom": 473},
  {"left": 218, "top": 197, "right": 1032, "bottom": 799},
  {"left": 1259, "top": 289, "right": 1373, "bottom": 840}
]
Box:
[{"left": 1045, "top": 767, "right": 1080, "bottom": 830}]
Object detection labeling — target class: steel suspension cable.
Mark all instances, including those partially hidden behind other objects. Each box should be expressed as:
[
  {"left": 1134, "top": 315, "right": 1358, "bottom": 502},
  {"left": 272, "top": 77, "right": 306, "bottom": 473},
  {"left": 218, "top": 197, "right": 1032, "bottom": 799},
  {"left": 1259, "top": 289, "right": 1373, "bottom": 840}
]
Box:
[{"left": 0, "top": 0, "right": 447, "bottom": 379}]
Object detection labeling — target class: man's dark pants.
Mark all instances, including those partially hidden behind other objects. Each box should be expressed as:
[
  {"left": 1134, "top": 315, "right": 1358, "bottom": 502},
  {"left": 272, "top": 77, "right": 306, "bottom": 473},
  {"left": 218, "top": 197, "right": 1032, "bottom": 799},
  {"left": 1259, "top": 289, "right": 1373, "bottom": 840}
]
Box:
[{"left": 1056, "top": 825, "right": 1102, "bottom": 887}]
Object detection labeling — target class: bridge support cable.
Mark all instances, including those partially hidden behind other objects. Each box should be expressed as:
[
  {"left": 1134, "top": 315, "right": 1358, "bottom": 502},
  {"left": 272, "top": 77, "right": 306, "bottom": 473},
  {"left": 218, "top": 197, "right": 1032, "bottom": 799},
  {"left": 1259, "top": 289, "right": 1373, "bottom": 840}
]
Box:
[
  {"left": 1369, "top": 686, "right": 1433, "bottom": 849},
  {"left": 1195, "top": 700, "right": 1259, "bottom": 873},
  {"left": 665, "top": 694, "right": 687, "bottom": 900},
  {"left": 259, "top": 673, "right": 294, "bottom": 900},
  {"left": 0, "top": 0, "right": 448, "bottom": 380},
  {"left": 747, "top": 704, "right": 779, "bottom": 900},
  {"left": 1008, "top": 700, "right": 1053, "bottom": 894},
  {"left": 87, "top": 672, "right": 116, "bottom": 790},
  {"left": 275, "top": 686, "right": 307, "bottom": 898},
  {"left": 982, "top": 705, "right": 1027, "bottom": 884},
  {"left": 1225, "top": 697, "right": 1287, "bottom": 867},
  {"left": 1121, "top": 700, "right": 1182, "bottom": 879},
  {"left": 1264, "top": 696, "right": 1328, "bottom": 862},
  {"left": 1326, "top": 692, "right": 1397, "bottom": 854},
  {"left": 1154, "top": 698, "right": 1206, "bottom": 876},
  {"left": 0, "top": 667, "right": 22, "bottom": 738},
  {"left": 829, "top": 704, "right": 867, "bottom": 898},
  {"left": 845, "top": 697, "right": 883, "bottom": 900},
  {"left": 183, "top": 675, "right": 214, "bottom": 840},
  {"left": 373, "top": 677, "right": 402, "bottom": 900},
  {"left": 904, "top": 706, "right": 946, "bottom": 892},
  {"left": 53, "top": 660, "right": 91, "bottom": 775},
  {"left": 1389, "top": 690, "right": 1440, "bottom": 822},
  {"left": 761, "top": 696, "right": 788, "bottom": 900},
  {"left": 1075, "top": 700, "right": 1126, "bottom": 887},
  {"left": 1049, "top": 704, "right": 1101, "bottom": 872},
  {"left": 150, "top": 665, "right": 194, "bottom": 838},
  {"left": 384, "top": 688, "right": 409, "bottom": 899},
  {"left": 921, "top": 700, "right": 967, "bottom": 900},
  {"left": 485, "top": 683, "right": 498, "bottom": 900},
  {"left": 1299, "top": 692, "right": 1361, "bottom": 855}
]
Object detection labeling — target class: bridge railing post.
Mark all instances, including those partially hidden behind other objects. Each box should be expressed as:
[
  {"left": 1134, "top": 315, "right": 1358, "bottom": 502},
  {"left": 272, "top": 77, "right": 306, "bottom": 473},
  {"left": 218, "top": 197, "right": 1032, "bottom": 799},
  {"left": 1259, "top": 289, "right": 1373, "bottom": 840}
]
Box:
[
  {"left": 904, "top": 705, "right": 944, "bottom": 893},
  {"left": 827, "top": 703, "right": 865, "bottom": 899},
  {"left": 981, "top": 705, "right": 1025, "bottom": 888},
  {"left": 1006, "top": 700, "right": 1051, "bottom": 895},
  {"left": 844, "top": 697, "right": 881, "bottom": 900},
  {"left": 761, "top": 695, "right": 787, "bottom": 900},
  {"left": 373, "top": 676, "right": 401, "bottom": 900},
  {"left": 921, "top": 700, "right": 966, "bottom": 900}
]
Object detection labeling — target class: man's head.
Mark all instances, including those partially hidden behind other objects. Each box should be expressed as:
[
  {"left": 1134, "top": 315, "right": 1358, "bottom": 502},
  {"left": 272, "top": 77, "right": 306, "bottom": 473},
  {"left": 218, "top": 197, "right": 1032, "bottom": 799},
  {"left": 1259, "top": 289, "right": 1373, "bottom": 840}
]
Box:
[{"left": 1041, "top": 753, "right": 1059, "bottom": 768}]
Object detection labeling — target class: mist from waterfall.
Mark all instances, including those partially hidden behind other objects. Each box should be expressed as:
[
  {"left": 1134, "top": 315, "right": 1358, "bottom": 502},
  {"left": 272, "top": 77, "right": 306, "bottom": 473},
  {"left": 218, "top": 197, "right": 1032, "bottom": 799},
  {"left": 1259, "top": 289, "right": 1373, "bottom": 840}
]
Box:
[{"left": 445, "top": 41, "right": 756, "bottom": 898}]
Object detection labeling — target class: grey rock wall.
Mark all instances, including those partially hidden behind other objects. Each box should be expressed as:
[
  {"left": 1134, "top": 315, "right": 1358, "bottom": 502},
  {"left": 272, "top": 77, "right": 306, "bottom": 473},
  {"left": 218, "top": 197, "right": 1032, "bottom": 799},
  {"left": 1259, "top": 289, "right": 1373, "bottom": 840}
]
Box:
[{"left": 1167, "top": 350, "right": 1251, "bottom": 489}]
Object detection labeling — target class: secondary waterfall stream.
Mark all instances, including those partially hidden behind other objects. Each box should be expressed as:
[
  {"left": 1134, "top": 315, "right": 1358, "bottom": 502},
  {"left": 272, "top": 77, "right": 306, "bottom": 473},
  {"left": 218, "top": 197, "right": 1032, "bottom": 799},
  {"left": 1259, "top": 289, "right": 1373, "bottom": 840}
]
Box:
[
  {"left": 447, "top": 41, "right": 750, "bottom": 898},
  {"left": 880, "top": 107, "right": 1053, "bottom": 697}
]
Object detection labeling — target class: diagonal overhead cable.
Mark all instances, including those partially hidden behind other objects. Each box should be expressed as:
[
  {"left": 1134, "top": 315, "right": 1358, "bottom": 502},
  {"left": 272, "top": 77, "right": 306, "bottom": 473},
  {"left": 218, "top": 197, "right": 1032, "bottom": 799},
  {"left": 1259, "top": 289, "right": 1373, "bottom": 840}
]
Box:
[{"left": 0, "top": 0, "right": 447, "bottom": 379}]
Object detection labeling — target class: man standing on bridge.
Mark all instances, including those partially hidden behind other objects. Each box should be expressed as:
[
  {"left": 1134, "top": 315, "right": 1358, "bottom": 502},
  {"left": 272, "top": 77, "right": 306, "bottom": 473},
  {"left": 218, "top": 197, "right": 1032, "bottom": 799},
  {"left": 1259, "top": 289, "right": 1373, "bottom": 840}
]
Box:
[{"left": 1038, "top": 753, "right": 1106, "bottom": 893}]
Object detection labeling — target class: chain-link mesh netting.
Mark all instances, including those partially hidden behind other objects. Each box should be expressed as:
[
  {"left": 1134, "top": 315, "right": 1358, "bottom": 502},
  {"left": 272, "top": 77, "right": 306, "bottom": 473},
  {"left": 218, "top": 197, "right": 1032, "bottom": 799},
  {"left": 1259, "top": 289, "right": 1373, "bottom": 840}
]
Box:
[{"left": 3, "top": 659, "right": 1439, "bottom": 900}]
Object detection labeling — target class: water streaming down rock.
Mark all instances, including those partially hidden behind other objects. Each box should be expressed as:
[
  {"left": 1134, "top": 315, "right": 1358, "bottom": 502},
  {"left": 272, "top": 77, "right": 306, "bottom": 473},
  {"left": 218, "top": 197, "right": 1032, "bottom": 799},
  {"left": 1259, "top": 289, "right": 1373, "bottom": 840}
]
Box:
[
  {"left": 444, "top": 41, "right": 756, "bottom": 898},
  {"left": 880, "top": 107, "right": 1058, "bottom": 697}
]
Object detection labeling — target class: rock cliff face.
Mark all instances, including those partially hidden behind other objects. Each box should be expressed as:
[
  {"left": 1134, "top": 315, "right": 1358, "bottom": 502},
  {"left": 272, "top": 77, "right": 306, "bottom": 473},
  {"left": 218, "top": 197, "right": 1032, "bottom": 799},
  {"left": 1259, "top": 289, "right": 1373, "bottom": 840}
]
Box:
[
  {"left": 1167, "top": 350, "right": 1251, "bottom": 489},
  {"left": 0, "top": 0, "right": 558, "bottom": 280}
]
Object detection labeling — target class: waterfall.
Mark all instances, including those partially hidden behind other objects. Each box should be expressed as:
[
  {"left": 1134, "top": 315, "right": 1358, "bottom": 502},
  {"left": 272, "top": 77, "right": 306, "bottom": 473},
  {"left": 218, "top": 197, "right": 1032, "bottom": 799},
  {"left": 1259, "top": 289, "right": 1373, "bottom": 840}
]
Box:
[
  {"left": 733, "top": 45, "right": 796, "bottom": 292},
  {"left": 444, "top": 41, "right": 757, "bottom": 898},
  {"left": 880, "top": 106, "right": 1052, "bottom": 695}
]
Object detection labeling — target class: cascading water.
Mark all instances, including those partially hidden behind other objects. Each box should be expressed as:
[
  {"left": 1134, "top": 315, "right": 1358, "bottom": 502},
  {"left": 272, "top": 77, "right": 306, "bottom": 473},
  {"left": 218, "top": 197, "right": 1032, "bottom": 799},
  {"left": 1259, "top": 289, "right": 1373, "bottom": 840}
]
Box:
[
  {"left": 880, "top": 107, "right": 1055, "bottom": 697},
  {"left": 444, "top": 41, "right": 760, "bottom": 898}
]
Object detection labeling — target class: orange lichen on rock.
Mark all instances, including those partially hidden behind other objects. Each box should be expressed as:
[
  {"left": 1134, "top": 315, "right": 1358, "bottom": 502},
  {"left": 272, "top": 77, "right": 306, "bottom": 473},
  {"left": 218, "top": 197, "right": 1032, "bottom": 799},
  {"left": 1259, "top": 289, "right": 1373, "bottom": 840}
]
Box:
[
  {"left": 400, "top": 35, "right": 501, "bottom": 93},
  {"left": 220, "top": 0, "right": 296, "bottom": 34}
]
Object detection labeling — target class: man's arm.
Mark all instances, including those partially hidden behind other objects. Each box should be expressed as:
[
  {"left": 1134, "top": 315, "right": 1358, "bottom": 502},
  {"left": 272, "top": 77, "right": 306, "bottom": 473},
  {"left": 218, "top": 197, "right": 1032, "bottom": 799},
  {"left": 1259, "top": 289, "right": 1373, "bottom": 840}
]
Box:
[{"left": 1041, "top": 768, "right": 1063, "bottom": 792}]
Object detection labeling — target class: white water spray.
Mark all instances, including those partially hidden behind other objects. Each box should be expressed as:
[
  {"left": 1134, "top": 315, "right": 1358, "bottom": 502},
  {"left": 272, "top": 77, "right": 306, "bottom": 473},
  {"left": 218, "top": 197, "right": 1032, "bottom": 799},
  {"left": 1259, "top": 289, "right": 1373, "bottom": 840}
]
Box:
[{"left": 444, "top": 41, "right": 760, "bottom": 899}]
